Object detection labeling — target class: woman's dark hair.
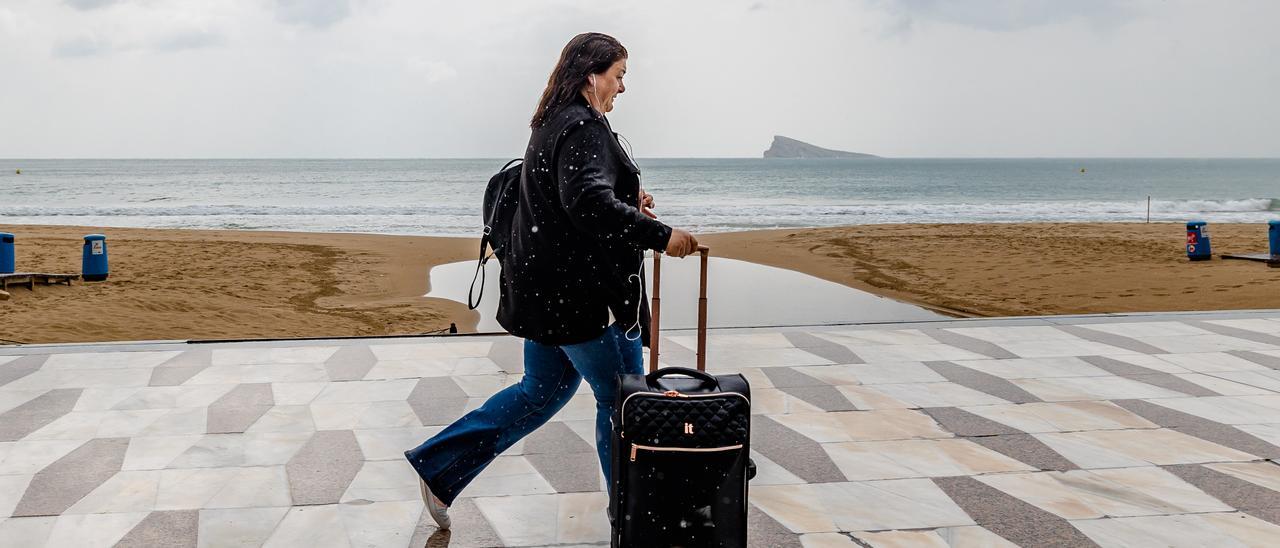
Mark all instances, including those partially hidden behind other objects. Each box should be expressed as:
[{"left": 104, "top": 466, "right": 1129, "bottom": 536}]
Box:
[{"left": 530, "top": 32, "right": 627, "bottom": 128}]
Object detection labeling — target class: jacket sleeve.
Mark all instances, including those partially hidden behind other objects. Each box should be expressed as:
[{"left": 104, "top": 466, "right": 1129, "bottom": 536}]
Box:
[{"left": 556, "top": 120, "right": 673, "bottom": 251}]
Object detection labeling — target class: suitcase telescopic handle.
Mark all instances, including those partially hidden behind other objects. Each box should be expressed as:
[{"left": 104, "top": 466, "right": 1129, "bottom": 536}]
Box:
[{"left": 648, "top": 245, "right": 709, "bottom": 373}]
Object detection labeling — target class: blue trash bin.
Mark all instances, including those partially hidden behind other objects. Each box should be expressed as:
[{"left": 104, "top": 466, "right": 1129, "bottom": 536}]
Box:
[
  {"left": 83, "top": 234, "right": 109, "bottom": 281},
  {"left": 1270, "top": 220, "right": 1280, "bottom": 257},
  {"left": 0, "top": 232, "right": 13, "bottom": 274},
  {"left": 1186, "top": 221, "right": 1211, "bottom": 261}
]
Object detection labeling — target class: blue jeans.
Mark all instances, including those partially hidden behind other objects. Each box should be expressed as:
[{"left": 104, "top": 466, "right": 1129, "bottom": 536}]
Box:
[{"left": 405, "top": 323, "right": 643, "bottom": 506}]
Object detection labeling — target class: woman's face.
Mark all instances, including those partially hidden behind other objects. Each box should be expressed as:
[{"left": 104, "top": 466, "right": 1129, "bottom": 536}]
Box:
[{"left": 586, "top": 58, "right": 627, "bottom": 113}]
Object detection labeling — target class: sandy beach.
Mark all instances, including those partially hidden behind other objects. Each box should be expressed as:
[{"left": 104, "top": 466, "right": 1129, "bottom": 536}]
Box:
[{"left": 2, "top": 222, "right": 1278, "bottom": 344}]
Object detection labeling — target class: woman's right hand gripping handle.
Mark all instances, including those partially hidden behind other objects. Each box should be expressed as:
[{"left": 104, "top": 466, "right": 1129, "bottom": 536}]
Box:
[{"left": 664, "top": 228, "right": 699, "bottom": 258}]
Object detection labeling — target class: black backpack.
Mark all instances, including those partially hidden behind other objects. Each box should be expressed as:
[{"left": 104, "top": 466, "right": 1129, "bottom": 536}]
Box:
[{"left": 467, "top": 158, "right": 523, "bottom": 309}]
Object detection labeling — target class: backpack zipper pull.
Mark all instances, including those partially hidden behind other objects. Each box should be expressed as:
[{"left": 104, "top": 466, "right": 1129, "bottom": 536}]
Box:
[
  {"left": 663, "top": 390, "right": 688, "bottom": 398},
  {"left": 630, "top": 444, "right": 638, "bottom": 462}
]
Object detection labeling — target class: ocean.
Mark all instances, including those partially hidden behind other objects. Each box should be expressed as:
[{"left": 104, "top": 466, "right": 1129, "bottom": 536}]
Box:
[{"left": 2, "top": 158, "right": 1277, "bottom": 235}]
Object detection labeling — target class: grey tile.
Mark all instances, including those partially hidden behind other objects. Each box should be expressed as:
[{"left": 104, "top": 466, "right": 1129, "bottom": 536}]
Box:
[
  {"left": 1112, "top": 399, "right": 1280, "bottom": 459},
  {"left": 921, "top": 407, "right": 1021, "bottom": 437},
  {"left": 655, "top": 338, "right": 699, "bottom": 369},
  {"left": 932, "top": 476, "right": 1099, "bottom": 547},
  {"left": 969, "top": 434, "right": 1079, "bottom": 472},
  {"left": 148, "top": 367, "right": 208, "bottom": 387},
  {"left": 1191, "top": 320, "right": 1280, "bottom": 346},
  {"left": 407, "top": 377, "right": 469, "bottom": 426},
  {"left": 1229, "top": 350, "right": 1280, "bottom": 370},
  {"left": 523, "top": 422, "right": 594, "bottom": 455},
  {"left": 760, "top": 367, "right": 826, "bottom": 388},
  {"left": 155, "top": 347, "right": 213, "bottom": 368},
  {"left": 0, "top": 355, "right": 49, "bottom": 387},
  {"left": 750, "top": 416, "right": 845, "bottom": 484},
  {"left": 114, "top": 510, "right": 199, "bottom": 548},
  {"left": 12, "top": 437, "right": 130, "bottom": 517},
  {"left": 206, "top": 383, "right": 274, "bottom": 434},
  {"left": 924, "top": 330, "right": 1019, "bottom": 359},
  {"left": 1079, "top": 356, "right": 1221, "bottom": 396},
  {"left": 324, "top": 345, "right": 377, "bottom": 381},
  {"left": 782, "top": 332, "right": 863, "bottom": 364},
  {"left": 526, "top": 452, "right": 601, "bottom": 493},
  {"left": 0, "top": 388, "right": 83, "bottom": 442},
  {"left": 776, "top": 385, "right": 857, "bottom": 412},
  {"left": 487, "top": 339, "right": 525, "bottom": 374},
  {"left": 1163, "top": 464, "right": 1280, "bottom": 525},
  {"left": 410, "top": 497, "right": 502, "bottom": 548},
  {"left": 286, "top": 430, "right": 364, "bottom": 505},
  {"left": 1055, "top": 325, "right": 1169, "bottom": 354},
  {"left": 746, "top": 502, "right": 804, "bottom": 547},
  {"left": 923, "top": 361, "right": 1042, "bottom": 404}
]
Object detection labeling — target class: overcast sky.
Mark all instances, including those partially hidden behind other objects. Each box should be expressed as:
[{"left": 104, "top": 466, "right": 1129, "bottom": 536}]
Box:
[{"left": 2, "top": 0, "right": 1278, "bottom": 158}]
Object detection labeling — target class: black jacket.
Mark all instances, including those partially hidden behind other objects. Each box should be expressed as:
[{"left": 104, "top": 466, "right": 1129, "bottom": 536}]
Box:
[{"left": 496, "top": 96, "right": 672, "bottom": 346}]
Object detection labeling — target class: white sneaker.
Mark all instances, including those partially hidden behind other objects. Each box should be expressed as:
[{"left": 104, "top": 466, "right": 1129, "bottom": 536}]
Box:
[{"left": 419, "top": 477, "right": 451, "bottom": 530}]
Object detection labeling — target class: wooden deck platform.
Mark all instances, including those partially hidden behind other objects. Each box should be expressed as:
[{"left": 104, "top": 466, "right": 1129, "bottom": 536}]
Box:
[{"left": 0, "top": 272, "right": 81, "bottom": 291}]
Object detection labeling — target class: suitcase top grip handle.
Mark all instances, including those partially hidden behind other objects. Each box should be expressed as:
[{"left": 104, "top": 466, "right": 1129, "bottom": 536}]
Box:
[{"left": 646, "top": 367, "right": 719, "bottom": 388}]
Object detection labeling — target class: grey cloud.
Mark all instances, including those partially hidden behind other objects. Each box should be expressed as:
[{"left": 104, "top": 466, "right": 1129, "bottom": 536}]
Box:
[
  {"left": 275, "top": 0, "right": 350, "bottom": 28},
  {"left": 52, "top": 35, "right": 111, "bottom": 57},
  {"left": 63, "top": 0, "right": 121, "bottom": 11},
  {"left": 153, "top": 29, "right": 225, "bottom": 52},
  {"left": 875, "top": 0, "right": 1141, "bottom": 32}
]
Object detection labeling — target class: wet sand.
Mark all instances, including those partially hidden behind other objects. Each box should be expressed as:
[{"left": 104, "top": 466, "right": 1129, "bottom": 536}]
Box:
[{"left": 2, "top": 223, "right": 1278, "bottom": 344}]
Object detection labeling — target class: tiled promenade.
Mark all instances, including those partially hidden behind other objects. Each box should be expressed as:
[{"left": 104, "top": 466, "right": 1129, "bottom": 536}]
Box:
[{"left": 3, "top": 311, "right": 1280, "bottom": 547}]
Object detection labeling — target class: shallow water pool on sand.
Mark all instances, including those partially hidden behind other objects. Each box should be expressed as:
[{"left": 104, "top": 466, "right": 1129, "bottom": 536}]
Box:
[{"left": 426, "top": 255, "right": 945, "bottom": 333}]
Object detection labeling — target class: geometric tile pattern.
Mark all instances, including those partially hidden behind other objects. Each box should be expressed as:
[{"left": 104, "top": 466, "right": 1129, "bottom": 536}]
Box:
[{"left": 1, "top": 313, "right": 1280, "bottom": 546}]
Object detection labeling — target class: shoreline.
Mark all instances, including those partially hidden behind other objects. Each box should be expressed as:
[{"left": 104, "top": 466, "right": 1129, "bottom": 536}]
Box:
[{"left": 4, "top": 222, "right": 1279, "bottom": 344}]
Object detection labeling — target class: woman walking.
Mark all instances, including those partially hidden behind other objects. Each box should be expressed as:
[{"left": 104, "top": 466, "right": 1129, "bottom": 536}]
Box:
[{"left": 405, "top": 32, "right": 699, "bottom": 530}]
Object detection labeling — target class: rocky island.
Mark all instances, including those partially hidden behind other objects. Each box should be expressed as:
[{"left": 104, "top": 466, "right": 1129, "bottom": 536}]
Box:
[{"left": 762, "top": 135, "right": 879, "bottom": 158}]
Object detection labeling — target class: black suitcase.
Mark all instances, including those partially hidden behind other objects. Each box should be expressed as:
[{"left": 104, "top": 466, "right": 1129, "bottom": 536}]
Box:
[{"left": 611, "top": 246, "right": 753, "bottom": 547}]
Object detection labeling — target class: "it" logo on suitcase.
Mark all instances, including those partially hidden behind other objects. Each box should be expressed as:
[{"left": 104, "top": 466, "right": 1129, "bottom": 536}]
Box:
[{"left": 683, "top": 423, "right": 694, "bottom": 435}]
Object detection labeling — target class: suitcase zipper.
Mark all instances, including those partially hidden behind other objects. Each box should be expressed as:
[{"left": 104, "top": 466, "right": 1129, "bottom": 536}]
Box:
[
  {"left": 620, "top": 391, "right": 749, "bottom": 431},
  {"left": 630, "top": 443, "right": 744, "bottom": 462}
]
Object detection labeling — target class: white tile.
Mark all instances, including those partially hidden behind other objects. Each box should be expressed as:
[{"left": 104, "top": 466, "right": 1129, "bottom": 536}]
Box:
[
  {"left": 669, "top": 332, "right": 796, "bottom": 351},
  {"left": 0, "top": 516, "right": 56, "bottom": 546},
  {"left": 271, "top": 382, "right": 329, "bottom": 405},
  {"left": 198, "top": 506, "right": 289, "bottom": 548},
  {"left": 851, "top": 527, "right": 1017, "bottom": 548},
  {"left": 997, "top": 339, "right": 1138, "bottom": 359},
  {"left": 342, "top": 460, "right": 419, "bottom": 503},
  {"left": 962, "top": 401, "right": 1158, "bottom": 433},
  {"left": 138, "top": 407, "right": 208, "bottom": 436},
  {"left": 1205, "top": 462, "right": 1280, "bottom": 493},
  {"left": 1139, "top": 334, "right": 1275, "bottom": 354},
  {"left": 168, "top": 432, "right": 312, "bottom": 469},
  {"left": 212, "top": 346, "right": 339, "bottom": 366},
  {"left": 1073, "top": 512, "right": 1280, "bottom": 548},
  {"left": 338, "top": 499, "right": 422, "bottom": 548},
  {"left": 43, "top": 351, "right": 182, "bottom": 370},
  {"left": 1205, "top": 319, "right": 1280, "bottom": 335},
  {"left": 264, "top": 504, "right": 352, "bottom": 547},
  {"left": 459, "top": 456, "right": 555, "bottom": 498},
  {"left": 794, "top": 362, "right": 946, "bottom": 385},
  {"left": 1092, "top": 354, "right": 1193, "bottom": 374},
  {"left": 815, "top": 329, "right": 939, "bottom": 347},
  {"left": 946, "top": 326, "right": 1081, "bottom": 343},
  {"left": 363, "top": 358, "right": 500, "bottom": 380},
  {"left": 977, "top": 467, "right": 1232, "bottom": 519},
  {"left": 824, "top": 439, "right": 1034, "bottom": 481},
  {"left": 44, "top": 512, "right": 149, "bottom": 548},
  {"left": 473, "top": 492, "right": 609, "bottom": 546},
  {"left": 1204, "top": 370, "right": 1280, "bottom": 393},
  {"left": 1036, "top": 429, "right": 1258, "bottom": 468},
  {"left": 1078, "top": 322, "right": 1212, "bottom": 339},
  {"left": 369, "top": 341, "right": 492, "bottom": 361},
  {"left": 1234, "top": 423, "right": 1280, "bottom": 447},
  {"left": 355, "top": 427, "right": 441, "bottom": 461},
  {"left": 310, "top": 401, "right": 418, "bottom": 430},
  {"left": 1146, "top": 396, "right": 1280, "bottom": 425},
  {"left": 122, "top": 435, "right": 203, "bottom": 470},
  {"left": 25, "top": 409, "right": 170, "bottom": 440},
  {"left": 751, "top": 479, "right": 974, "bottom": 533},
  {"left": 853, "top": 344, "right": 988, "bottom": 363},
  {"left": 1010, "top": 376, "right": 1186, "bottom": 402},
  {"left": 111, "top": 384, "right": 237, "bottom": 410},
  {"left": 949, "top": 357, "right": 1111, "bottom": 379},
  {"left": 4, "top": 368, "right": 152, "bottom": 390},
  {"left": 861, "top": 382, "right": 1008, "bottom": 408},
  {"left": 205, "top": 466, "right": 292, "bottom": 508},
  {"left": 771, "top": 409, "right": 952, "bottom": 443},
  {"left": 0, "top": 440, "right": 83, "bottom": 475},
  {"left": 747, "top": 450, "right": 807, "bottom": 486},
  {"left": 0, "top": 474, "right": 33, "bottom": 518},
  {"left": 704, "top": 347, "right": 834, "bottom": 369},
  {"left": 65, "top": 470, "right": 161, "bottom": 514},
  {"left": 245, "top": 405, "right": 317, "bottom": 433},
  {"left": 452, "top": 374, "right": 509, "bottom": 398},
  {"left": 0, "top": 389, "right": 57, "bottom": 415},
  {"left": 155, "top": 467, "right": 243, "bottom": 510},
  {"left": 313, "top": 379, "right": 417, "bottom": 404},
  {"left": 1154, "top": 352, "right": 1271, "bottom": 373},
  {"left": 1175, "top": 373, "right": 1276, "bottom": 395}
]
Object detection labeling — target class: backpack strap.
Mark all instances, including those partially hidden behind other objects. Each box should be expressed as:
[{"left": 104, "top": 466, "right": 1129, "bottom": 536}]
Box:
[{"left": 468, "top": 158, "right": 522, "bottom": 310}]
